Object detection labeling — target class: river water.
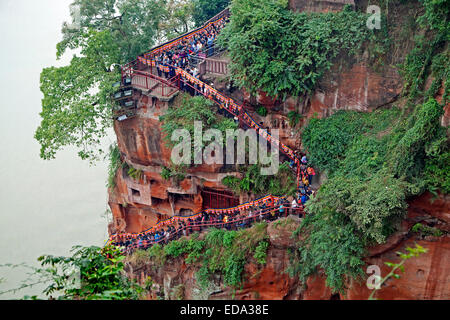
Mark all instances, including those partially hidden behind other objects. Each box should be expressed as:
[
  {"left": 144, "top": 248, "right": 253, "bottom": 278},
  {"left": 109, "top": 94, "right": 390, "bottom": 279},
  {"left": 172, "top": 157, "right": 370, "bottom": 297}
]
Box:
[{"left": 0, "top": 0, "right": 112, "bottom": 298}]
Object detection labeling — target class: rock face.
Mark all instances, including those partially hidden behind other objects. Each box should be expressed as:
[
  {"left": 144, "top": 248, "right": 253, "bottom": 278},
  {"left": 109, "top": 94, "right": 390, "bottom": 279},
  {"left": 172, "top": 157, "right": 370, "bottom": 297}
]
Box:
[
  {"left": 310, "top": 63, "right": 402, "bottom": 116},
  {"left": 125, "top": 193, "right": 449, "bottom": 300},
  {"left": 108, "top": 90, "right": 242, "bottom": 234},
  {"left": 346, "top": 237, "right": 450, "bottom": 300},
  {"left": 299, "top": 192, "right": 450, "bottom": 300},
  {"left": 109, "top": 1, "right": 449, "bottom": 300},
  {"left": 289, "top": 0, "right": 355, "bottom": 13},
  {"left": 255, "top": 60, "right": 403, "bottom": 121}
]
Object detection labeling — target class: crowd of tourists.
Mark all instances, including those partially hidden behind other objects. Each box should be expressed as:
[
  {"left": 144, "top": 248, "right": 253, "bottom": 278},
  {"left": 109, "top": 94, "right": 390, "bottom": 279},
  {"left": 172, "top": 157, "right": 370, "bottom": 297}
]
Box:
[
  {"left": 111, "top": 13, "right": 320, "bottom": 254},
  {"left": 110, "top": 157, "right": 317, "bottom": 254},
  {"left": 112, "top": 196, "right": 306, "bottom": 254},
  {"left": 152, "top": 15, "right": 229, "bottom": 85},
  {"left": 297, "top": 155, "right": 316, "bottom": 205}
]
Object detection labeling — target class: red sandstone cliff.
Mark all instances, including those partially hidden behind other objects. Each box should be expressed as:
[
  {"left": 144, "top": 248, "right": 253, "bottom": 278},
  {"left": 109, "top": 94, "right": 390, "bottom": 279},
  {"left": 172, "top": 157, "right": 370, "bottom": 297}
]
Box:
[
  {"left": 124, "top": 192, "right": 449, "bottom": 300},
  {"left": 108, "top": 0, "right": 449, "bottom": 243},
  {"left": 109, "top": 0, "right": 449, "bottom": 300}
]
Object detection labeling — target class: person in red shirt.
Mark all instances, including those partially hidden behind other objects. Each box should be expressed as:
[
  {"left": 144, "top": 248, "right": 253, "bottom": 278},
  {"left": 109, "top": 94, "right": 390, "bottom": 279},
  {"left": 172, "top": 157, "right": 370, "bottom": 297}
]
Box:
[{"left": 307, "top": 166, "right": 316, "bottom": 185}]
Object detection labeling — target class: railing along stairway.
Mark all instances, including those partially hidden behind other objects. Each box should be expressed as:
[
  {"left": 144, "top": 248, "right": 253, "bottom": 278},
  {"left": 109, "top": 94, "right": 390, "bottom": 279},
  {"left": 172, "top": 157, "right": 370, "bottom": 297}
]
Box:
[{"left": 107, "top": 8, "right": 311, "bottom": 251}]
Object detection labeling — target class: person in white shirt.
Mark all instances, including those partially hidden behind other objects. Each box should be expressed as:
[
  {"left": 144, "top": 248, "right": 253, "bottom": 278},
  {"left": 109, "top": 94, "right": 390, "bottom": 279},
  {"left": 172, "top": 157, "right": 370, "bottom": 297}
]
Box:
[
  {"left": 196, "top": 42, "right": 203, "bottom": 53},
  {"left": 165, "top": 230, "right": 170, "bottom": 243},
  {"left": 291, "top": 198, "right": 298, "bottom": 215}
]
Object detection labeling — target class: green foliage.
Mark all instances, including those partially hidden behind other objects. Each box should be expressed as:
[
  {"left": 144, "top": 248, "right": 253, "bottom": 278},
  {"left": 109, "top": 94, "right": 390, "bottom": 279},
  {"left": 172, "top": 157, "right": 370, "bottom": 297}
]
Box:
[
  {"left": 419, "top": 0, "right": 450, "bottom": 100},
  {"left": 411, "top": 223, "right": 444, "bottom": 237},
  {"left": 170, "top": 284, "right": 185, "bottom": 300},
  {"left": 160, "top": 164, "right": 187, "bottom": 183},
  {"left": 159, "top": 0, "right": 195, "bottom": 40},
  {"left": 121, "top": 161, "right": 144, "bottom": 181},
  {"left": 161, "top": 223, "right": 269, "bottom": 290},
  {"left": 126, "top": 166, "right": 143, "bottom": 181},
  {"left": 303, "top": 100, "right": 446, "bottom": 192},
  {"left": 219, "top": 1, "right": 374, "bottom": 98},
  {"left": 292, "top": 210, "right": 366, "bottom": 293},
  {"left": 400, "top": 34, "right": 447, "bottom": 102},
  {"left": 164, "top": 235, "right": 205, "bottom": 264},
  {"left": 368, "top": 244, "right": 428, "bottom": 300},
  {"left": 424, "top": 151, "right": 450, "bottom": 194},
  {"left": 58, "top": 0, "right": 166, "bottom": 62},
  {"left": 192, "top": 0, "right": 230, "bottom": 26},
  {"left": 297, "top": 98, "right": 448, "bottom": 293},
  {"left": 36, "top": 0, "right": 167, "bottom": 162},
  {"left": 107, "top": 143, "right": 122, "bottom": 189},
  {"left": 387, "top": 99, "right": 446, "bottom": 180},
  {"left": 256, "top": 105, "right": 268, "bottom": 117},
  {"left": 417, "top": 0, "right": 450, "bottom": 34},
  {"left": 222, "top": 162, "right": 297, "bottom": 197},
  {"left": 128, "top": 249, "right": 151, "bottom": 268},
  {"left": 308, "top": 174, "right": 408, "bottom": 244},
  {"left": 302, "top": 108, "right": 401, "bottom": 174},
  {"left": 161, "top": 166, "right": 173, "bottom": 180},
  {"left": 195, "top": 266, "right": 212, "bottom": 290},
  {"left": 287, "top": 111, "right": 303, "bottom": 127},
  {"left": 147, "top": 244, "right": 166, "bottom": 267},
  {"left": 7, "top": 245, "right": 145, "bottom": 300}
]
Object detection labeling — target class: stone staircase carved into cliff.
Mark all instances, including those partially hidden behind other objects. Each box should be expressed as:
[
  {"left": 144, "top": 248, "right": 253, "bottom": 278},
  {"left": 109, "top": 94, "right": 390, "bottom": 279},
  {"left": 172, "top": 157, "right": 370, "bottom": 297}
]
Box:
[{"left": 108, "top": 8, "right": 311, "bottom": 248}]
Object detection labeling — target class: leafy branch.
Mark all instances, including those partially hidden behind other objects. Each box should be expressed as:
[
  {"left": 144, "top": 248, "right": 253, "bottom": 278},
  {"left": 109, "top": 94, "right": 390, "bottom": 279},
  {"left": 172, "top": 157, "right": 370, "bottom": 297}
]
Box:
[{"left": 368, "top": 244, "right": 428, "bottom": 300}]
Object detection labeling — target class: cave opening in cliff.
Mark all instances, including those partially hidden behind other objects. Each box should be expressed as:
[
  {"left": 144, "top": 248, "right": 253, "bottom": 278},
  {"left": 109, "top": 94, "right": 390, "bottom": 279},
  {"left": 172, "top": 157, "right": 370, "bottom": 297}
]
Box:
[
  {"left": 131, "top": 188, "right": 141, "bottom": 198},
  {"left": 179, "top": 208, "right": 194, "bottom": 216},
  {"left": 170, "top": 193, "right": 196, "bottom": 216}
]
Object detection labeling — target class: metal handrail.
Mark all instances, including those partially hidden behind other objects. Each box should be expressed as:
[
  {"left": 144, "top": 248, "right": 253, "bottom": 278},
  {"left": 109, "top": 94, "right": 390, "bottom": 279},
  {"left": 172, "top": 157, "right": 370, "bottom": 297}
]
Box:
[
  {"left": 116, "top": 205, "right": 305, "bottom": 253},
  {"left": 126, "top": 68, "right": 180, "bottom": 97},
  {"left": 141, "top": 8, "right": 230, "bottom": 59},
  {"left": 109, "top": 7, "right": 314, "bottom": 254}
]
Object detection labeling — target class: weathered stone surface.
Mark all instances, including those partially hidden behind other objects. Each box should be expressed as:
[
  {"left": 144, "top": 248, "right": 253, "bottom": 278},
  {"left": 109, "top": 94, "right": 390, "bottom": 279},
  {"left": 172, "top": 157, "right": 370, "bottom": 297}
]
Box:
[
  {"left": 125, "top": 193, "right": 450, "bottom": 300},
  {"left": 257, "top": 62, "right": 403, "bottom": 121},
  {"left": 289, "top": 0, "right": 355, "bottom": 13},
  {"left": 346, "top": 236, "right": 450, "bottom": 300},
  {"left": 110, "top": 1, "right": 448, "bottom": 299},
  {"left": 314, "top": 63, "right": 402, "bottom": 115},
  {"left": 115, "top": 116, "right": 172, "bottom": 168}
]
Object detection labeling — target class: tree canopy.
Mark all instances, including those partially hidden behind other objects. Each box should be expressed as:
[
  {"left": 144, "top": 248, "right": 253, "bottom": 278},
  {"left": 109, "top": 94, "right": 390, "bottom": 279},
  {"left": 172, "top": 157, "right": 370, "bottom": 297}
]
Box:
[
  {"left": 297, "top": 98, "right": 448, "bottom": 293},
  {"left": 35, "top": 0, "right": 166, "bottom": 162},
  {"left": 0, "top": 245, "right": 145, "bottom": 300},
  {"left": 218, "top": 0, "right": 374, "bottom": 98},
  {"left": 158, "top": 0, "right": 195, "bottom": 40},
  {"left": 192, "top": 0, "right": 230, "bottom": 27}
]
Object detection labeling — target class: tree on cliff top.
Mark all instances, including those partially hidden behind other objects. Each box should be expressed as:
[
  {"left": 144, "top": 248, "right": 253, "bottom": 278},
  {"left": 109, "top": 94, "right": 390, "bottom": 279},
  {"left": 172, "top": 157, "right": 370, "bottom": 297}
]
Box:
[
  {"left": 218, "top": 0, "right": 374, "bottom": 98},
  {"left": 192, "top": 0, "right": 230, "bottom": 26},
  {"left": 35, "top": 0, "right": 166, "bottom": 162}
]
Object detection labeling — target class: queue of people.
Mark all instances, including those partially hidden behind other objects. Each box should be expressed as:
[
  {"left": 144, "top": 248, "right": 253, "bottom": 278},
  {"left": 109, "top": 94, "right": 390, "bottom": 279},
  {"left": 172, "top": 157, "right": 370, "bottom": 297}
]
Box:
[
  {"left": 112, "top": 13, "right": 319, "bottom": 255},
  {"left": 152, "top": 16, "right": 229, "bottom": 82},
  {"left": 112, "top": 197, "right": 304, "bottom": 254},
  {"left": 290, "top": 155, "right": 315, "bottom": 205}
]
